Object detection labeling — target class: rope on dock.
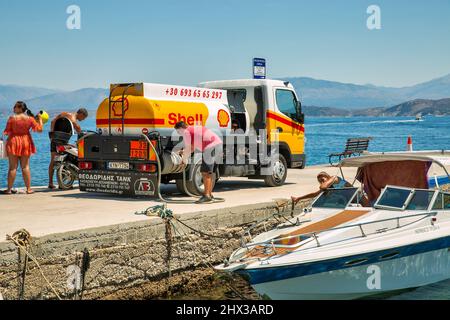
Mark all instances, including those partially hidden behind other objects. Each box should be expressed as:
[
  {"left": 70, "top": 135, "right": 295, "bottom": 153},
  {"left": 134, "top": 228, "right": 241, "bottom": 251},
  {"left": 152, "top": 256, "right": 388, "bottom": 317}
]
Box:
[
  {"left": 6, "top": 229, "right": 62, "bottom": 300},
  {"left": 135, "top": 198, "right": 310, "bottom": 243},
  {"left": 135, "top": 205, "right": 235, "bottom": 240},
  {"left": 8, "top": 229, "right": 31, "bottom": 299},
  {"left": 135, "top": 205, "right": 175, "bottom": 277},
  {"left": 132, "top": 199, "right": 310, "bottom": 299},
  {"left": 135, "top": 205, "right": 174, "bottom": 219},
  {"left": 135, "top": 204, "right": 249, "bottom": 299}
]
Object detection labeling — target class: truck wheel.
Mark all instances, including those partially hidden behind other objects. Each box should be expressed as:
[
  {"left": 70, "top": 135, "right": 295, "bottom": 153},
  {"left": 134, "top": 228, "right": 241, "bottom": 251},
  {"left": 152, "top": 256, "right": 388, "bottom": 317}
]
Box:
[
  {"left": 185, "top": 163, "right": 216, "bottom": 196},
  {"left": 264, "top": 154, "right": 288, "bottom": 187}
]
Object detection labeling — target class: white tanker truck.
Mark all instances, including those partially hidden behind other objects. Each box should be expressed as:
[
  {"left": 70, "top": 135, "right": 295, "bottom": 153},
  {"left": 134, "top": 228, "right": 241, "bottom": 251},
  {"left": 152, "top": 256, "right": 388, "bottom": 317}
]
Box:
[{"left": 78, "top": 79, "right": 305, "bottom": 198}]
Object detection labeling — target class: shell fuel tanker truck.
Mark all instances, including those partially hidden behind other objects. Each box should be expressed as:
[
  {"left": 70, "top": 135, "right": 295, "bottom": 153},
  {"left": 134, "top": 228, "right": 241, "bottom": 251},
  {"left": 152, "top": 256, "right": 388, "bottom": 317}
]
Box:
[{"left": 78, "top": 79, "right": 305, "bottom": 198}]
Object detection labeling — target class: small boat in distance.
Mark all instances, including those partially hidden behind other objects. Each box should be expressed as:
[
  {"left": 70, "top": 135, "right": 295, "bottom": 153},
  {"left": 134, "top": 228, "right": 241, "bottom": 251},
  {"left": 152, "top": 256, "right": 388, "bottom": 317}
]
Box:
[{"left": 416, "top": 113, "right": 423, "bottom": 121}]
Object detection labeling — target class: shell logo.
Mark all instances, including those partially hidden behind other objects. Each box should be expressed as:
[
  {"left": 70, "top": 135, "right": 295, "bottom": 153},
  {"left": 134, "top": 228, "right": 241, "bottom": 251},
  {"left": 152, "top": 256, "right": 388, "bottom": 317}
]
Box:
[
  {"left": 111, "top": 98, "right": 129, "bottom": 117},
  {"left": 217, "top": 109, "right": 230, "bottom": 128}
]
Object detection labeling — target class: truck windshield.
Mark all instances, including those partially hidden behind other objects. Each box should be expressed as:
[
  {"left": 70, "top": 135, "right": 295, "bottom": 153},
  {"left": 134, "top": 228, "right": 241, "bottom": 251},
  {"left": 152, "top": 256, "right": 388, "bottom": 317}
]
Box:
[
  {"left": 312, "top": 188, "right": 358, "bottom": 209},
  {"left": 276, "top": 89, "right": 299, "bottom": 120}
]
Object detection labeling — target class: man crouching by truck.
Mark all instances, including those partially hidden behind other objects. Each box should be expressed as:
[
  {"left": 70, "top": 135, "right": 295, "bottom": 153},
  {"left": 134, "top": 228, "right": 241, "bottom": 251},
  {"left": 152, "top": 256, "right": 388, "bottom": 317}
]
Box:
[{"left": 174, "top": 121, "right": 223, "bottom": 204}]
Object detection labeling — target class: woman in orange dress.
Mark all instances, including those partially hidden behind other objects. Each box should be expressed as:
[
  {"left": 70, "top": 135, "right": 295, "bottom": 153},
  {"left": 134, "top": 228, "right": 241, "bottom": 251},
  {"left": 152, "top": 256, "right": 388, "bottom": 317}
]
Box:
[{"left": 2, "top": 101, "right": 43, "bottom": 194}]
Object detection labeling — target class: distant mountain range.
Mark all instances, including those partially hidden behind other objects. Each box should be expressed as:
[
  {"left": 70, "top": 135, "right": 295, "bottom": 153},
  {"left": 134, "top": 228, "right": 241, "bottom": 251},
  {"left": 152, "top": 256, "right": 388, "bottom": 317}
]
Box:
[
  {"left": 1, "top": 73, "right": 450, "bottom": 116},
  {"left": 305, "top": 98, "right": 450, "bottom": 117},
  {"left": 0, "top": 85, "right": 107, "bottom": 116},
  {"left": 26, "top": 88, "right": 108, "bottom": 111},
  {"left": 284, "top": 73, "right": 450, "bottom": 109},
  {"left": 0, "top": 85, "right": 61, "bottom": 108}
]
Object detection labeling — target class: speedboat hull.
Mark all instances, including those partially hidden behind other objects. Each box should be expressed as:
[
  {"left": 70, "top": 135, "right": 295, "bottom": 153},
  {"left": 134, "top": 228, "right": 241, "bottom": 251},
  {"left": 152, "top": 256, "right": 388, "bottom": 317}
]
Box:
[{"left": 240, "top": 237, "right": 450, "bottom": 300}]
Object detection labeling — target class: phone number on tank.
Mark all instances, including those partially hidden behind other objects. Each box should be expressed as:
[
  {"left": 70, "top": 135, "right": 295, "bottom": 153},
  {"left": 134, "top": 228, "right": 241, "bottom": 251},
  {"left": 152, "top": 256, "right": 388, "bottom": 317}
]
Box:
[{"left": 164, "top": 87, "right": 223, "bottom": 99}]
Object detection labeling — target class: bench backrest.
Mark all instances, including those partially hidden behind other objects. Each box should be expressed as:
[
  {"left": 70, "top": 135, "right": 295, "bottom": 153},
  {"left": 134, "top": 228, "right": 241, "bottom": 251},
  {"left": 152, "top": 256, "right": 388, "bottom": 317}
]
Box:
[{"left": 344, "top": 138, "right": 371, "bottom": 152}]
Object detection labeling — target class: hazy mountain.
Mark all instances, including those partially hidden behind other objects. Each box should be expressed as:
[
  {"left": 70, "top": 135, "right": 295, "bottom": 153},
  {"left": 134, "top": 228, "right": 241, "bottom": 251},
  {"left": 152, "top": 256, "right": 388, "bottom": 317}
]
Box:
[
  {"left": 399, "top": 74, "right": 450, "bottom": 99},
  {"left": 0, "top": 84, "right": 62, "bottom": 108},
  {"left": 25, "top": 88, "right": 108, "bottom": 112},
  {"left": 284, "top": 73, "right": 450, "bottom": 109},
  {"left": 378, "top": 98, "right": 450, "bottom": 116},
  {"left": 305, "top": 98, "right": 450, "bottom": 117}
]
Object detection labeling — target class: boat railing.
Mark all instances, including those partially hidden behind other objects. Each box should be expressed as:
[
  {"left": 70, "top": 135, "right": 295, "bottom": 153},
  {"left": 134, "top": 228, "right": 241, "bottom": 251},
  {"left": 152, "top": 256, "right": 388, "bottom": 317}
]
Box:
[{"left": 242, "top": 211, "right": 438, "bottom": 251}]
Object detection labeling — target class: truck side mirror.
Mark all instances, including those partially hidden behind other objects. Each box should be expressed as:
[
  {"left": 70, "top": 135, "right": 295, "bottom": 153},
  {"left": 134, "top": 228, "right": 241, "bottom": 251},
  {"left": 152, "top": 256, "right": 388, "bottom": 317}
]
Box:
[
  {"left": 297, "top": 113, "right": 305, "bottom": 124},
  {"left": 296, "top": 101, "right": 304, "bottom": 124}
]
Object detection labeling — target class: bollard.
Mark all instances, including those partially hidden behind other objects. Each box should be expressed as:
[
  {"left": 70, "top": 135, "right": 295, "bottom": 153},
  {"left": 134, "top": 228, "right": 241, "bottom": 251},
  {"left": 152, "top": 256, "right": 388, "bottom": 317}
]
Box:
[{"left": 406, "top": 136, "right": 413, "bottom": 152}]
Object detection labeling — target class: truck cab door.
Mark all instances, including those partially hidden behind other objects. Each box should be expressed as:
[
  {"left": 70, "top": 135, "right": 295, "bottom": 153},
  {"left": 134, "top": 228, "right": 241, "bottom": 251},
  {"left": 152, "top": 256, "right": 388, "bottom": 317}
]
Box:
[{"left": 269, "top": 88, "right": 305, "bottom": 155}]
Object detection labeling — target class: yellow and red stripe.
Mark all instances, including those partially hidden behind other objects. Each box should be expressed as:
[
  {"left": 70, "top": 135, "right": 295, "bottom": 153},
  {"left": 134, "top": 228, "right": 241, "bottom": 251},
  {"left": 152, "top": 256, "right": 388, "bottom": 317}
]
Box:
[
  {"left": 266, "top": 111, "right": 304, "bottom": 132},
  {"left": 96, "top": 118, "right": 165, "bottom": 126}
]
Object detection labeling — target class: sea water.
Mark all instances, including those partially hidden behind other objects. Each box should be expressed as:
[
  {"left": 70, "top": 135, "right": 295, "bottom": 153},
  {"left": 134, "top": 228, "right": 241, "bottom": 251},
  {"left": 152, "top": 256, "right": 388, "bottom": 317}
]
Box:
[
  {"left": 0, "top": 115, "right": 449, "bottom": 299},
  {"left": 1, "top": 115, "right": 449, "bottom": 188}
]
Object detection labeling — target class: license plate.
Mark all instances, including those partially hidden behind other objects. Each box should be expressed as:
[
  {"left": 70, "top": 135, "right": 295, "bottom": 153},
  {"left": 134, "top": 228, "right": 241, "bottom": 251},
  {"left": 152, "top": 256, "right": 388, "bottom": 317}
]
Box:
[
  {"left": 54, "top": 155, "right": 65, "bottom": 162},
  {"left": 108, "top": 162, "right": 130, "bottom": 170}
]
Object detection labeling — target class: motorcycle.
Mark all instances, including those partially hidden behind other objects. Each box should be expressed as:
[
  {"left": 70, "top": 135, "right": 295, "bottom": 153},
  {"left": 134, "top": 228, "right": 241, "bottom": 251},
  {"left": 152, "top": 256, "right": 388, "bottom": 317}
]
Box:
[
  {"left": 53, "top": 131, "right": 97, "bottom": 190},
  {"left": 54, "top": 143, "right": 79, "bottom": 190}
]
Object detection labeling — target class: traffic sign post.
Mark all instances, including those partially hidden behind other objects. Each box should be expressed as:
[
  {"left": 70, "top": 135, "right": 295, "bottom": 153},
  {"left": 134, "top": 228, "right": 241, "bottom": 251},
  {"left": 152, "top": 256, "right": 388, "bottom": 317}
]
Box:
[{"left": 253, "top": 58, "right": 266, "bottom": 79}]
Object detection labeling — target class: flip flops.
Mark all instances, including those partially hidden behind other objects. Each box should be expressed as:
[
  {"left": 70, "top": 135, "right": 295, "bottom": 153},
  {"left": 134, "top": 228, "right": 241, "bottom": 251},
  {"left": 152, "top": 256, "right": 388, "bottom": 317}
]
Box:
[{"left": 1, "top": 189, "right": 17, "bottom": 195}]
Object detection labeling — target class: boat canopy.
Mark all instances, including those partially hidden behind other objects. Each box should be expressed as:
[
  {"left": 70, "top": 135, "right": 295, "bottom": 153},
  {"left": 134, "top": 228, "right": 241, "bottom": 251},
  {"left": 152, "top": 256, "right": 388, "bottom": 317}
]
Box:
[
  {"left": 339, "top": 151, "right": 450, "bottom": 203},
  {"left": 340, "top": 151, "right": 450, "bottom": 173}
]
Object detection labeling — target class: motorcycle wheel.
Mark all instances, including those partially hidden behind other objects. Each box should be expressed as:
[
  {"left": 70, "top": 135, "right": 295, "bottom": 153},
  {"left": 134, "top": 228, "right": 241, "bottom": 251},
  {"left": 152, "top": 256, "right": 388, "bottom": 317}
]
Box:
[{"left": 56, "top": 164, "right": 77, "bottom": 190}]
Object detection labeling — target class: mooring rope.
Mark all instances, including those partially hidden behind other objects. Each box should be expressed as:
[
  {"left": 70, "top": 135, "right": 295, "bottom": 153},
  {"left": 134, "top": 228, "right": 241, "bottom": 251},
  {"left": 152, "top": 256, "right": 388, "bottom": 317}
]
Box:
[
  {"left": 132, "top": 199, "right": 309, "bottom": 299},
  {"left": 135, "top": 197, "right": 307, "bottom": 243},
  {"left": 6, "top": 230, "right": 62, "bottom": 300},
  {"left": 135, "top": 205, "right": 235, "bottom": 240},
  {"left": 135, "top": 205, "right": 248, "bottom": 299},
  {"left": 10, "top": 229, "right": 31, "bottom": 300}
]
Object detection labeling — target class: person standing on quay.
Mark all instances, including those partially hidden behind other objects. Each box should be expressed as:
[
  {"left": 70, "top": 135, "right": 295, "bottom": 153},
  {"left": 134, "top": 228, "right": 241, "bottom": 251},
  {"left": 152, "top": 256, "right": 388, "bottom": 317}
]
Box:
[{"left": 2, "top": 101, "right": 43, "bottom": 194}]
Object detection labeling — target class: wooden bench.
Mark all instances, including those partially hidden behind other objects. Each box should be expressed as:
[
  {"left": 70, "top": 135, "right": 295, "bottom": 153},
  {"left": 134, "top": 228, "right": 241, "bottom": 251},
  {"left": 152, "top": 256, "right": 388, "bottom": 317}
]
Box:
[{"left": 328, "top": 137, "right": 372, "bottom": 166}]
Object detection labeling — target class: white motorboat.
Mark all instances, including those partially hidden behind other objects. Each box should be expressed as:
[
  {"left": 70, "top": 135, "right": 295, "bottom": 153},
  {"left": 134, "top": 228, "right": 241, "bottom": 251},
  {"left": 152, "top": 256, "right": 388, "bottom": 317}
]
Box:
[{"left": 216, "top": 151, "right": 450, "bottom": 300}]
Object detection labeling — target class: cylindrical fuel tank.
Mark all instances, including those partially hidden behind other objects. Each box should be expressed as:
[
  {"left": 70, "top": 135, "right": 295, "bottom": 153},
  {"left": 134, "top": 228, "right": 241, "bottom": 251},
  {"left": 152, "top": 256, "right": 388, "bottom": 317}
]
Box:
[
  {"left": 161, "top": 151, "right": 185, "bottom": 175},
  {"left": 96, "top": 83, "right": 232, "bottom": 138}
]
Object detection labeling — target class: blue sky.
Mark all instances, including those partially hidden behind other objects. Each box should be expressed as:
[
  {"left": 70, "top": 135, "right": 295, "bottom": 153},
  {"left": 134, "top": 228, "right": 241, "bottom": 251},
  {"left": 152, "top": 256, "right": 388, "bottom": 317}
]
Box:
[{"left": 0, "top": 0, "right": 449, "bottom": 90}]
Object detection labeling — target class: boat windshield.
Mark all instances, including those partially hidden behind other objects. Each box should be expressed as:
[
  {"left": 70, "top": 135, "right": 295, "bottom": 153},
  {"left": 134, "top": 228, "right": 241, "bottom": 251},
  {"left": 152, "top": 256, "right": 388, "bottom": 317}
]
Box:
[
  {"left": 375, "top": 187, "right": 437, "bottom": 211},
  {"left": 375, "top": 187, "right": 412, "bottom": 210},
  {"left": 312, "top": 188, "right": 358, "bottom": 209},
  {"left": 406, "top": 190, "right": 435, "bottom": 210},
  {"left": 432, "top": 192, "right": 450, "bottom": 210}
]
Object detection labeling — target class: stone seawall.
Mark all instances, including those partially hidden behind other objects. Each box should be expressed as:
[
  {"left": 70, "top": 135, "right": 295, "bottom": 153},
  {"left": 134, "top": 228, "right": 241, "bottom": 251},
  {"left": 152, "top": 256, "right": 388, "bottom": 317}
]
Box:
[{"left": 0, "top": 200, "right": 304, "bottom": 300}]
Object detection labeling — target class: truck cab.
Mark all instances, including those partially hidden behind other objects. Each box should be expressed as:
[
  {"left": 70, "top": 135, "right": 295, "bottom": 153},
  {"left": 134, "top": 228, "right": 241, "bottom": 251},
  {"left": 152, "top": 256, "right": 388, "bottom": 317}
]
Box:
[{"left": 200, "top": 79, "right": 305, "bottom": 169}]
